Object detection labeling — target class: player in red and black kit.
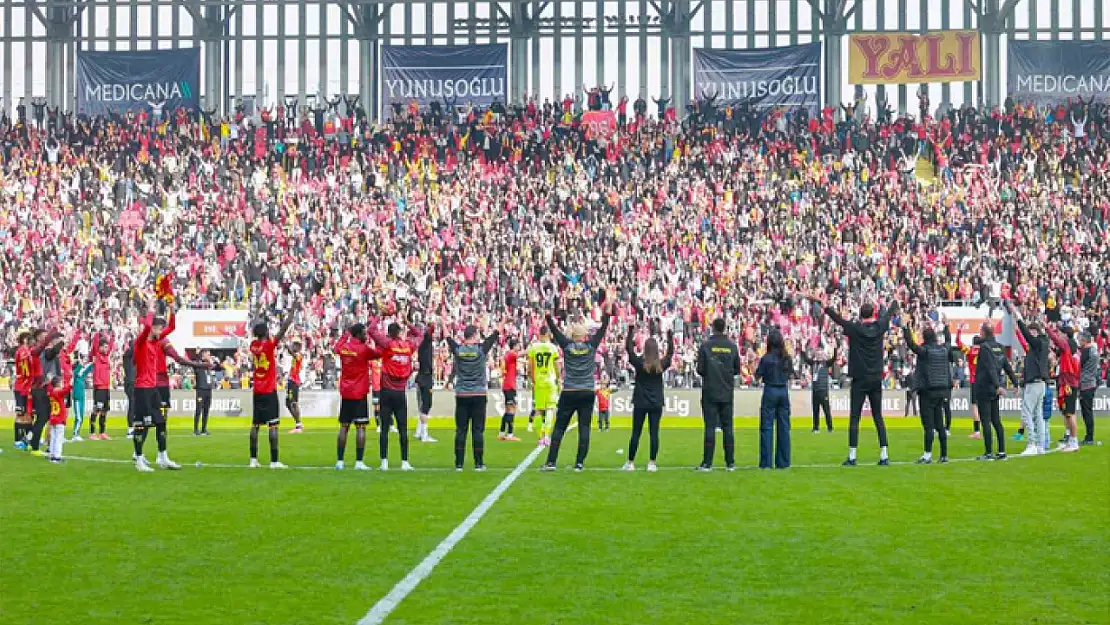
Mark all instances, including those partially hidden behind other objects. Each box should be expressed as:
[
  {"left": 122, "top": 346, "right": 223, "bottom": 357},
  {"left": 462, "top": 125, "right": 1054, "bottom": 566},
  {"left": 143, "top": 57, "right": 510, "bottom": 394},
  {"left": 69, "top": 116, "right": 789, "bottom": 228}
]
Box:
[
  {"left": 368, "top": 316, "right": 422, "bottom": 471},
  {"left": 90, "top": 331, "right": 115, "bottom": 440},
  {"left": 333, "top": 323, "right": 382, "bottom": 470},
  {"left": 371, "top": 359, "right": 383, "bottom": 429},
  {"left": 131, "top": 312, "right": 175, "bottom": 472},
  {"left": 28, "top": 329, "right": 64, "bottom": 455},
  {"left": 13, "top": 331, "right": 33, "bottom": 449},
  {"left": 249, "top": 307, "right": 296, "bottom": 469},
  {"left": 498, "top": 338, "right": 521, "bottom": 441},
  {"left": 286, "top": 341, "right": 306, "bottom": 433}
]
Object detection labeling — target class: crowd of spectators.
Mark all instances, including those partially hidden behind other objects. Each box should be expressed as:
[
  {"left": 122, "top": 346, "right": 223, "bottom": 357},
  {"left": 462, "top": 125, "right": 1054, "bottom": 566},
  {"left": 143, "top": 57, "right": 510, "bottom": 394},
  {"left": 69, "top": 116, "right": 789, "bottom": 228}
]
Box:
[{"left": 0, "top": 89, "right": 1107, "bottom": 392}]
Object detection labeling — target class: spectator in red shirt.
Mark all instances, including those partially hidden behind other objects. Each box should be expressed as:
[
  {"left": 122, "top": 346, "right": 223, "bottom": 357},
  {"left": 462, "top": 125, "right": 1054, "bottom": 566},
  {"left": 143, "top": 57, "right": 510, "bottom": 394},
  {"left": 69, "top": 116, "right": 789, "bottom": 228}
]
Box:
[
  {"left": 248, "top": 307, "right": 295, "bottom": 469},
  {"left": 332, "top": 323, "right": 381, "bottom": 471}
]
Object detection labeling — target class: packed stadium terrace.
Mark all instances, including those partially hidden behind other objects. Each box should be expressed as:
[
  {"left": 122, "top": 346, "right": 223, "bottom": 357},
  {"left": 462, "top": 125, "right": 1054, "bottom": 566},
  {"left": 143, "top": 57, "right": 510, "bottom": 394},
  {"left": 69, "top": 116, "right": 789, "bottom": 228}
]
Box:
[{"left": 0, "top": 95, "right": 1108, "bottom": 389}]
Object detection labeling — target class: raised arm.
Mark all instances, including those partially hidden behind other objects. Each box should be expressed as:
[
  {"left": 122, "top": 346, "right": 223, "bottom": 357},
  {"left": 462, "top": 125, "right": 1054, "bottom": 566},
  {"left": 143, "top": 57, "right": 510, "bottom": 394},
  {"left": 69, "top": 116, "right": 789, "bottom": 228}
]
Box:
[
  {"left": 545, "top": 315, "right": 570, "bottom": 348},
  {"left": 445, "top": 336, "right": 459, "bottom": 353},
  {"left": 164, "top": 343, "right": 211, "bottom": 369},
  {"left": 275, "top": 303, "right": 298, "bottom": 344},
  {"left": 663, "top": 330, "right": 675, "bottom": 369},
  {"left": 332, "top": 332, "right": 350, "bottom": 355},
  {"left": 482, "top": 331, "right": 500, "bottom": 354},
  {"left": 589, "top": 312, "right": 612, "bottom": 349},
  {"left": 695, "top": 344, "right": 707, "bottom": 378},
  {"left": 824, "top": 306, "right": 848, "bottom": 330},
  {"left": 625, "top": 326, "right": 642, "bottom": 370},
  {"left": 366, "top": 317, "right": 390, "bottom": 348},
  {"left": 903, "top": 326, "right": 925, "bottom": 356},
  {"left": 163, "top": 310, "right": 176, "bottom": 339}
]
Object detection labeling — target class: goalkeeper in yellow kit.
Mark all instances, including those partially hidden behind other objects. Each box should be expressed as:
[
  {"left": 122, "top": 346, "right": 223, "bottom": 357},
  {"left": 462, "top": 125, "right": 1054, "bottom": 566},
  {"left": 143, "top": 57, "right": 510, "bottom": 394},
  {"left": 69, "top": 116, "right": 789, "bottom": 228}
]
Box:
[{"left": 527, "top": 326, "right": 562, "bottom": 447}]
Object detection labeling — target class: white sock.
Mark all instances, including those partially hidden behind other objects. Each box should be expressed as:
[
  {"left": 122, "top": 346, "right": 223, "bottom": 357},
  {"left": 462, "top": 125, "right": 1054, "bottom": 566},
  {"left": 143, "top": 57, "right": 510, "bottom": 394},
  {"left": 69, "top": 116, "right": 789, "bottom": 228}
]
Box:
[
  {"left": 923, "top": 451, "right": 932, "bottom": 461},
  {"left": 848, "top": 447, "right": 857, "bottom": 461},
  {"left": 880, "top": 446, "right": 889, "bottom": 460}
]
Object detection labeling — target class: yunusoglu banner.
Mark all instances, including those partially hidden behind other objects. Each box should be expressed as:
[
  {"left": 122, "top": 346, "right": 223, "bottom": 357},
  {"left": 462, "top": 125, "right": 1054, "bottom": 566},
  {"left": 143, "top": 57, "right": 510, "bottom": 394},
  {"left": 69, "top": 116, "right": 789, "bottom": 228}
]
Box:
[
  {"left": 1008, "top": 40, "right": 1110, "bottom": 105},
  {"left": 76, "top": 48, "right": 201, "bottom": 115},
  {"left": 380, "top": 44, "right": 508, "bottom": 118},
  {"left": 693, "top": 43, "right": 822, "bottom": 110},
  {"left": 848, "top": 30, "right": 980, "bottom": 85}
]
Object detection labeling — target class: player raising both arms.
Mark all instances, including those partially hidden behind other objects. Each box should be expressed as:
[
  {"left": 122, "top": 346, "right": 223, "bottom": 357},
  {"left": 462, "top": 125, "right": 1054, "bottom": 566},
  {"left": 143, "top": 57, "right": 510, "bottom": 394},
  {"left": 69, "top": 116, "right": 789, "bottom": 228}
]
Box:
[
  {"left": 286, "top": 341, "right": 306, "bottom": 434},
  {"left": 248, "top": 304, "right": 297, "bottom": 469},
  {"left": 89, "top": 331, "right": 115, "bottom": 440},
  {"left": 13, "top": 331, "right": 33, "bottom": 450},
  {"left": 368, "top": 312, "right": 422, "bottom": 471},
  {"left": 527, "top": 326, "right": 561, "bottom": 447},
  {"left": 414, "top": 321, "right": 438, "bottom": 443},
  {"left": 333, "top": 324, "right": 382, "bottom": 470},
  {"left": 131, "top": 309, "right": 176, "bottom": 472}
]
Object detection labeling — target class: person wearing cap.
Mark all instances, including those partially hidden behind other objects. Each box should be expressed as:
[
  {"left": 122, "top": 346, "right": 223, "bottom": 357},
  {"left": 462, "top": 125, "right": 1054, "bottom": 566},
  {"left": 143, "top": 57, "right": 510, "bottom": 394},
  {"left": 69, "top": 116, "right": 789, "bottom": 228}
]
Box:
[{"left": 1003, "top": 300, "right": 1052, "bottom": 456}]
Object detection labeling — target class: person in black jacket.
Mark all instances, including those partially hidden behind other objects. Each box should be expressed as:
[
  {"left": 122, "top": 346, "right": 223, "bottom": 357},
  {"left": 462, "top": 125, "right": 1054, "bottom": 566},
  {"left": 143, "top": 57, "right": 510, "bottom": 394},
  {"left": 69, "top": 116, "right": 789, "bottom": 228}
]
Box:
[
  {"left": 903, "top": 323, "right": 958, "bottom": 464},
  {"left": 622, "top": 324, "right": 674, "bottom": 472},
  {"left": 1003, "top": 300, "right": 1051, "bottom": 455},
  {"left": 192, "top": 349, "right": 218, "bottom": 436},
  {"left": 755, "top": 330, "right": 794, "bottom": 469},
  {"left": 696, "top": 318, "right": 740, "bottom": 471},
  {"left": 802, "top": 344, "right": 836, "bottom": 433},
  {"left": 825, "top": 300, "right": 898, "bottom": 466},
  {"left": 972, "top": 323, "right": 1019, "bottom": 460},
  {"left": 123, "top": 338, "right": 136, "bottom": 439},
  {"left": 415, "top": 320, "right": 437, "bottom": 443}
]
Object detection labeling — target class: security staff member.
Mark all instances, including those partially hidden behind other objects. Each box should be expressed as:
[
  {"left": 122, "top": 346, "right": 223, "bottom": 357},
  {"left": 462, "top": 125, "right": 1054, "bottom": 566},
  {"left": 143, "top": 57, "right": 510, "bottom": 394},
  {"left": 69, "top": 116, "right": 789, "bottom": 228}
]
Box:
[
  {"left": 972, "top": 323, "right": 1019, "bottom": 460},
  {"left": 904, "top": 323, "right": 958, "bottom": 464},
  {"left": 802, "top": 344, "right": 836, "bottom": 433},
  {"left": 696, "top": 318, "right": 740, "bottom": 471}
]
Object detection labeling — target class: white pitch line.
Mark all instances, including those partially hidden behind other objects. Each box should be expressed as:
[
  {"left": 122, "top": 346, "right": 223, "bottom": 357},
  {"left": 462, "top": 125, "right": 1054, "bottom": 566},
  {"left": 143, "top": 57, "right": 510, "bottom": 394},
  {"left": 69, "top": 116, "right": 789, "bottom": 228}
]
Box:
[{"left": 355, "top": 425, "right": 569, "bottom": 625}]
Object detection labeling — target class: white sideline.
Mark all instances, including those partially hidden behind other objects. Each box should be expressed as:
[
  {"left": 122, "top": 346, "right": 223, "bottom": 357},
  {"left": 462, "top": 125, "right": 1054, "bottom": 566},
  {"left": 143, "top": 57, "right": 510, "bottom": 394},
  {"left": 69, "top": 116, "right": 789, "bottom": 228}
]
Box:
[{"left": 355, "top": 424, "right": 573, "bottom": 625}]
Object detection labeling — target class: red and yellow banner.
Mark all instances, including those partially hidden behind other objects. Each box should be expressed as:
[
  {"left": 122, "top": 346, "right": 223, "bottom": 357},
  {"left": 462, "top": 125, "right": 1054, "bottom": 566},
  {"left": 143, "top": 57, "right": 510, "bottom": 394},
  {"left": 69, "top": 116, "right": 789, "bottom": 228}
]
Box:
[{"left": 848, "top": 30, "right": 981, "bottom": 85}]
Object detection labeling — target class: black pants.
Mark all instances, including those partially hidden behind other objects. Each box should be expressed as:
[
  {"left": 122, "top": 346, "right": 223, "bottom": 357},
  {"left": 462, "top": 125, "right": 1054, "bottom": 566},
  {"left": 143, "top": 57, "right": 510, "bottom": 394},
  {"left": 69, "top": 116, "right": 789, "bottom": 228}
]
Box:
[
  {"left": 942, "top": 389, "right": 953, "bottom": 432},
  {"left": 812, "top": 390, "right": 832, "bottom": 431},
  {"left": 546, "top": 391, "right": 595, "bottom": 466},
  {"left": 904, "top": 389, "right": 918, "bottom": 416},
  {"left": 701, "top": 399, "right": 735, "bottom": 467},
  {"left": 849, "top": 384, "right": 889, "bottom": 449},
  {"left": 454, "top": 396, "right": 486, "bottom": 467},
  {"left": 194, "top": 389, "right": 212, "bottom": 433},
  {"left": 379, "top": 389, "right": 410, "bottom": 461},
  {"left": 976, "top": 392, "right": 1005, "bottom": 455},
  {"left": 628, "top": 404, "right": 662, "bottom": 462},
  {"left": 125, "top": 384, "right": 135, "bottom": 426},
  {"left": 919, "top": 389, "right": 948, "bottom": 457},
  {"left": 1079, "top": 388, "right": 1095, "bottom": 442},
  {"left": 760, "top": 386, "right": 791, "bottom": 469},
  {"left": 28, "top": 388, "right": 51, "bottom": 451}
]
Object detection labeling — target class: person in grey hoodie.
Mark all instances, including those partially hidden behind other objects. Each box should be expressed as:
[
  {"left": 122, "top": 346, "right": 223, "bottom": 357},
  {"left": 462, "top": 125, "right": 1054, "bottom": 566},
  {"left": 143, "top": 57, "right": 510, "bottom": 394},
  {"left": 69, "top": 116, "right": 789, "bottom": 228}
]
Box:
[
  {"left": 446, "top": 323, "right": 500, "bottom": 471},
  {"left": 1078, "top": 332, "right": 1100, "bottom": 445},
  {"left": 540, "top": 302, "right": 612, "bottom": 472}
]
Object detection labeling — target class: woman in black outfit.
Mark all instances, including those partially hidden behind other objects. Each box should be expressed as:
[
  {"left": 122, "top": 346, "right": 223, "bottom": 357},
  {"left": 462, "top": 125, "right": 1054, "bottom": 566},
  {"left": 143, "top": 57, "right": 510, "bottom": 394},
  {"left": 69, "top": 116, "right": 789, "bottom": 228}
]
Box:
[
  {"left": 623, "top": 324, "right": 674, "bottom": 472},
  {"left": 755, "top": 330, "right": 795, "bottom": 469}
]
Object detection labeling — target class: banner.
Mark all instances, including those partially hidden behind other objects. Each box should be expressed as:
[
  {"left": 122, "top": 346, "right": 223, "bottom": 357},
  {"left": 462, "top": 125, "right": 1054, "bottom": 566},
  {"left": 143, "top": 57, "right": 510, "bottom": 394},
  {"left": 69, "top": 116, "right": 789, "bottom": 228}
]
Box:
[
  {"left": 693, "top": 43, "right": 822, "bottom": 110},
  {"left": 1008, "top": 40, "right": 1110, "bottom": 105},
  {"left": 848, "top": 31, "right": 980, "bottom": 85},
  {"left": 6, "top": 388, "right": 1107, "bottom": 420},
  {"left": 581, "top": 110, "right": 618, "bottom": 139},
  {"left": 76, "top": 48, "right": 201, "bottom": 115},
  {"left": 380, "top": 44, "right": 508, "bottom": 118}
]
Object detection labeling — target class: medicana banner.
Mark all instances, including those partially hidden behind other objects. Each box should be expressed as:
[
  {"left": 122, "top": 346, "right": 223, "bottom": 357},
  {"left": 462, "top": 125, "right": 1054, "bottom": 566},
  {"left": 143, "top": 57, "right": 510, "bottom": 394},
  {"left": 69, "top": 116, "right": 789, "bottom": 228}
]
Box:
[
  {"left": 1008, "top": 40, "right": 1110, "bottom": 106},
  {"left": 693, "top": 43, "right": 821, "bottom": 110},
  {"left": 380, "top": 44, "right": 508, "bottom": 118},
  {"left": 4, "top": 389, "right": 1107, "bottom": 420},
  {"left": 76, "top": 48, "right": 201, "bottom": 115}
]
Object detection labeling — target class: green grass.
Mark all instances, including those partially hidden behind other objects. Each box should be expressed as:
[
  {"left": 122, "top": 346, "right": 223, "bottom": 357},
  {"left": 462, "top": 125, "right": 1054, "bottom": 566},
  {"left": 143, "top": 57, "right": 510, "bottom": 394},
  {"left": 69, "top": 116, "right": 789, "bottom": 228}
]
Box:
[{"left": 1, "top": 416, "right": 1107, "bottom": 625}]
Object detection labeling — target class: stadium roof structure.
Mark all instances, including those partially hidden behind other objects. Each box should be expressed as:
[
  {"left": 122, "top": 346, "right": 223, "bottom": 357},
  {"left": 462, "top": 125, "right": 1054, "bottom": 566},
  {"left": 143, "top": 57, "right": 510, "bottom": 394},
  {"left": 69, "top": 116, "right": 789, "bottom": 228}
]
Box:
[{"left": 0, "top": 0, "right": 1104, "bottom": 118}]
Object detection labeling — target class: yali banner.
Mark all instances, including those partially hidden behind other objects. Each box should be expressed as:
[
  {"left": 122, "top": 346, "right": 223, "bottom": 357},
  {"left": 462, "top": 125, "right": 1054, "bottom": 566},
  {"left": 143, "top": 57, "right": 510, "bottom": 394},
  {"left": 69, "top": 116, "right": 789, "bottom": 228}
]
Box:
[
  {"left": 848, "top": 30, "right": 980, "bottom": 85},
  {"left": 76, "top": 48, "right": 201, "bottom": 115},
  {"left": 693, "top": 43, "right": 822, "bottom": 110},
  {"left": 1008, "top": 40, "right": 1110, "bottom": 105},
  {"left": 380, "top": 44, "right": 508, "bottom": 118}
]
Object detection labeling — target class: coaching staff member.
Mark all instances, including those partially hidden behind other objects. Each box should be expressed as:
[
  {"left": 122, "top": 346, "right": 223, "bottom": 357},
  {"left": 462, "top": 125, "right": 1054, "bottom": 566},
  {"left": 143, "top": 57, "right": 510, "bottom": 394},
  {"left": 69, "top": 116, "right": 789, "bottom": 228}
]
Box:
[
  {"left": 696, "top": 318, "right": 740, "bottom": 471},
  {"left": 825, "top": 298, "right": 898, "bottom": 466}
]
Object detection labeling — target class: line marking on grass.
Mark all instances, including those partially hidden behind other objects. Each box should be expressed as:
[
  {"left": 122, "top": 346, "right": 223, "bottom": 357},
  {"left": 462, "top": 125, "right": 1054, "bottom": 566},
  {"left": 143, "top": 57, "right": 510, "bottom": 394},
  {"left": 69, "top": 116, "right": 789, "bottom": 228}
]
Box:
[{"left": 355, "top": 425, "right": 572, "bottom": 625}]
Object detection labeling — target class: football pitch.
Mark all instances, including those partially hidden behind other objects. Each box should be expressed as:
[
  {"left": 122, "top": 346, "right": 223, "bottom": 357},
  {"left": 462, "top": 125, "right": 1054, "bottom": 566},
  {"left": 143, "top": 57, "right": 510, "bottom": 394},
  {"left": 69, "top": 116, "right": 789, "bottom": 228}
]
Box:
[{"left": 1, "top": 416, "right": 1107, "bottom": 625}]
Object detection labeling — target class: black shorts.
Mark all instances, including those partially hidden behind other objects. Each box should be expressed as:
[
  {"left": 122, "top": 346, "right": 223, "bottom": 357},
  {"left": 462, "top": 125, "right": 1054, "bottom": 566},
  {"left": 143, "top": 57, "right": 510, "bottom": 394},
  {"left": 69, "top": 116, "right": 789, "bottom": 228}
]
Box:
[
  {"left": 93, "top": 389, "right": 111, "bottom": 412},
  {"left": 372, "top": 390, "right": 380, "bottom": 405},
  {"left": 1062, "top": 390, "right": 1078, "bottom": 414},
  {"left": 339, "top": 397, "right": 370, "bottom": 425},
  {"left": 131, "top": 388, "right": 164, "bottom": 426},
  {"left": 14, "top": 391, "right": 27, "bottom": 419},
  {"left": 253, "top": 392, "right": 281, "bottom": 426},
  {"left": 157, "top": 386, "right": 171, "bottom": 415},
  {"left": 285, "top": 382, "right": 300, "bottom": 408},
  {"left": 418, "top": 384, "right": 433, "bottom": 415},
  {"left": 503, "top": 389, "right": 517, "bottom": 406}
]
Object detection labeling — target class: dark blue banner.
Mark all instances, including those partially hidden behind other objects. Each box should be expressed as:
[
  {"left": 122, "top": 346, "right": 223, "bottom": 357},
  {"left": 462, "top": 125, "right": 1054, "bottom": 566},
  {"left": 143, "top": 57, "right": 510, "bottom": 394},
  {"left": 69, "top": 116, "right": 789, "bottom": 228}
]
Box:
[
  {"left": 76, "top": 48, "right": 200, "bottom": 115},
  {"left": 693, "top": 43, "right": 822, "bottom": 110},
  {"left": 1008, "top": 40, "right": 1110, "bottom": 105},
  {"left": 380, "top": 44, "right": 508, "bottom": 118}
]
